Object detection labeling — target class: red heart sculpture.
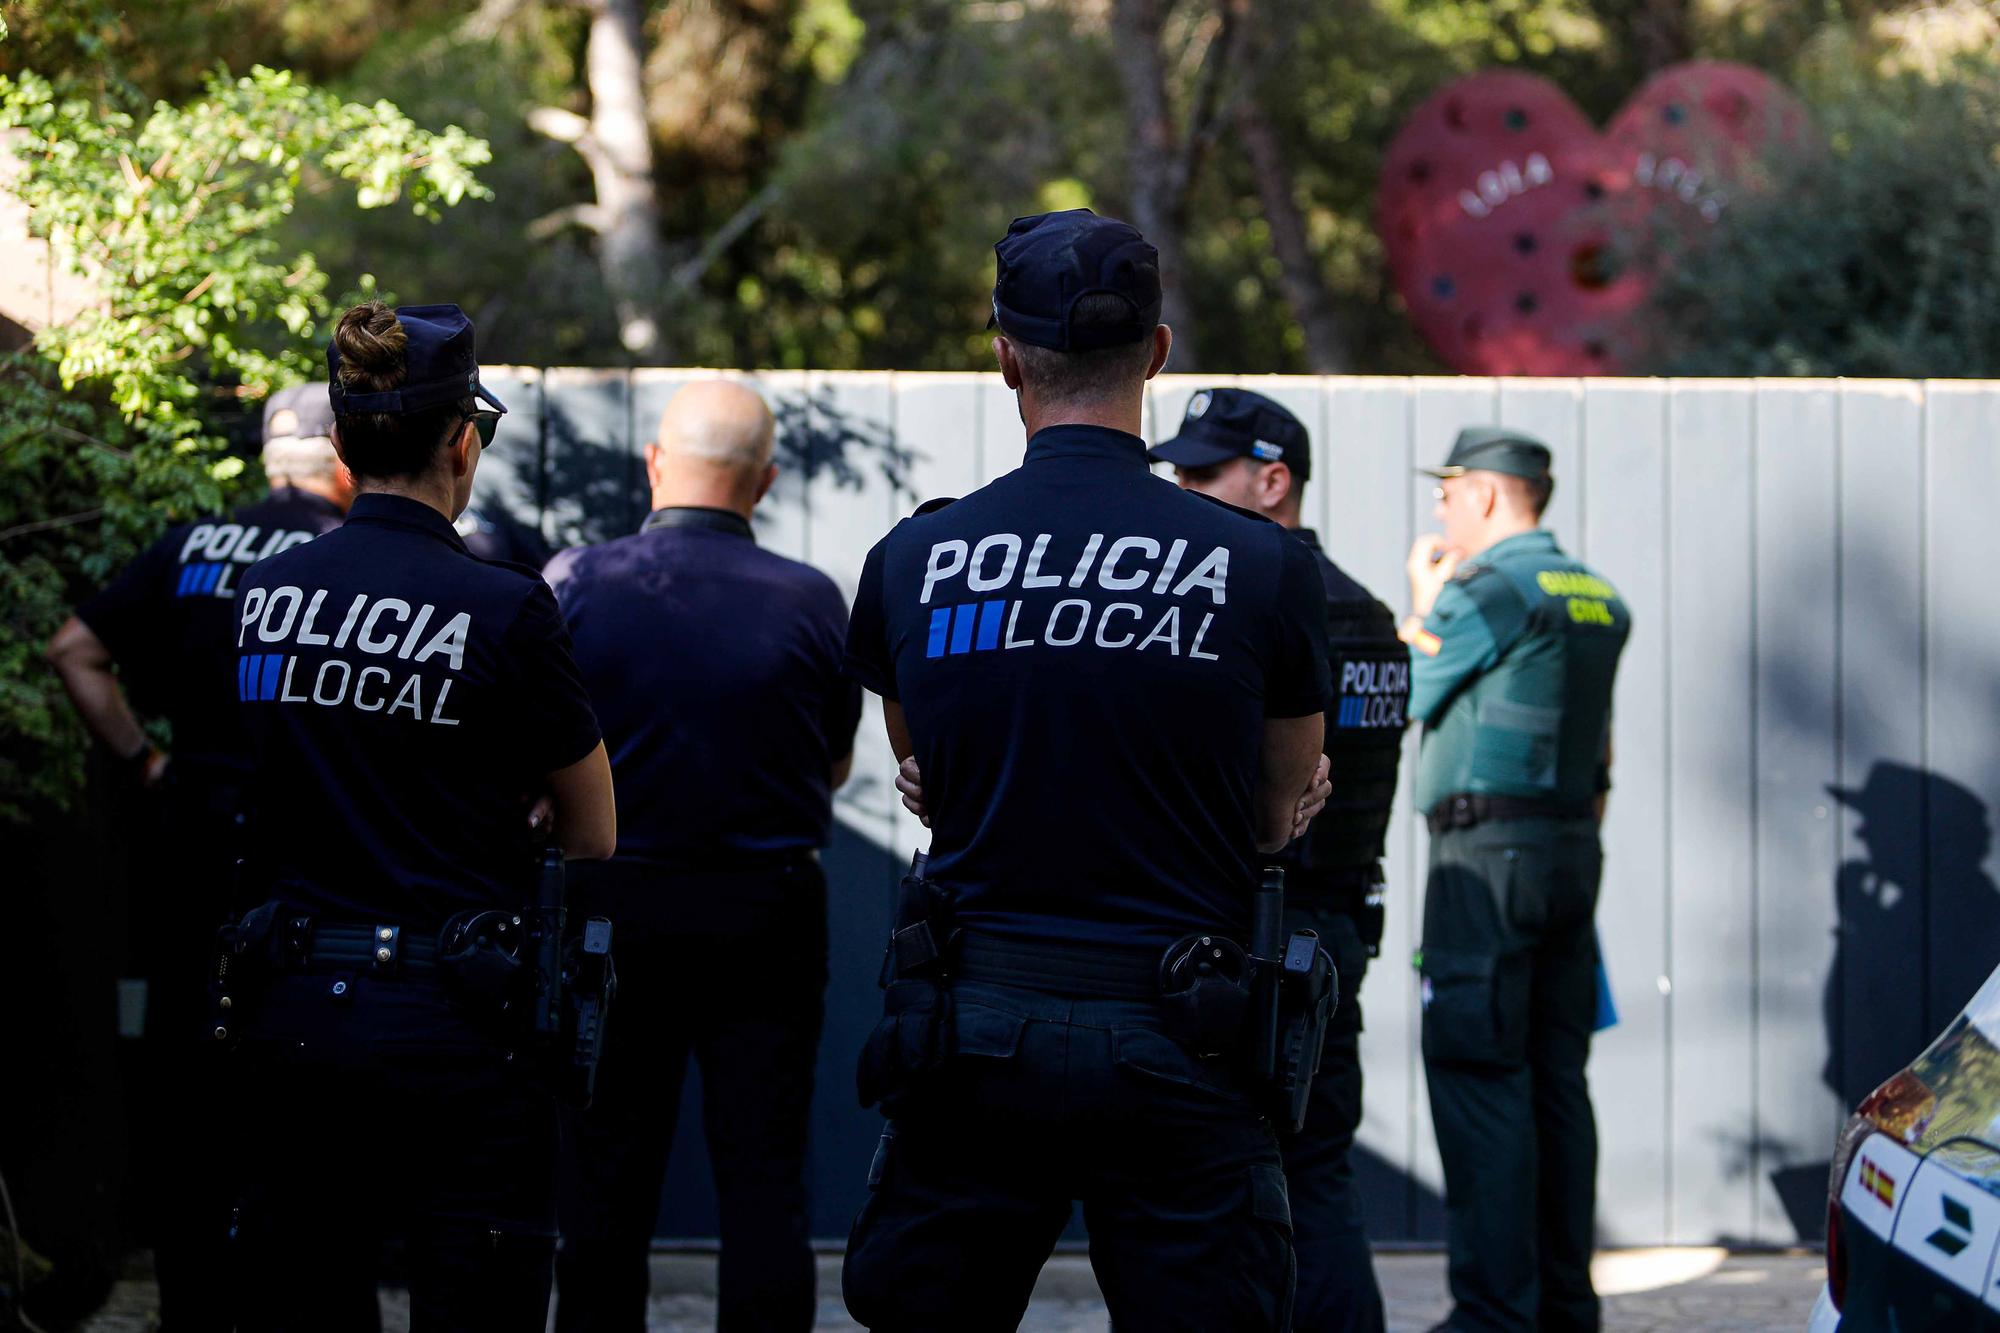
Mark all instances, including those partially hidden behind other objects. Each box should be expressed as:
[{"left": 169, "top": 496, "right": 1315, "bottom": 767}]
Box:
[{"left": 1378, "top": 62, "right": 1816, "bottom": 375}]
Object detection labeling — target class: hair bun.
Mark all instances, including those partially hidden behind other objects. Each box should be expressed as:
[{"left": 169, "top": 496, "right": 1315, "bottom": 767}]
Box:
[{"left": 333, "top": 301, "right": 408, "bottom": 390}]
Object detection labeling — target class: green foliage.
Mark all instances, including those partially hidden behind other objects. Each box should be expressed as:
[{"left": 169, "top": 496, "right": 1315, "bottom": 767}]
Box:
[
  {"left": 0, "top": 12, "right": 489, "bottom": 822},
  {"left": 1643, "top": 41, "right": 2000, "bottom": 377}
]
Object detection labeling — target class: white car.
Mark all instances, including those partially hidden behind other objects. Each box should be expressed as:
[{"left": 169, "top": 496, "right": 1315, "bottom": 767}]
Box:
[{"left": 1811, "top": 962, "right": 2000, "bottom": 1331}]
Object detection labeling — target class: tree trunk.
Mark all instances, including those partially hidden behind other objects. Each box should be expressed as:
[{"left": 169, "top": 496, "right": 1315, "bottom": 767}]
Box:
[
  {"left": 584, "top": 0, "right": 669, "bottom": 360},
  {"left": 1108, "top": 0, "right": 1200, "bottom": 370},
  {"left": 1235, "top": 85, "right": 1351, "bottom": 371}
]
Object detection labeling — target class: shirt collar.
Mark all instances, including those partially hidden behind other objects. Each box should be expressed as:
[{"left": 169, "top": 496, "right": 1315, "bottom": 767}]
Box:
[
  {"left": 1290, "top": 527, "right": 1324, "bottom": 554},
  {"left": 640, "top": 506, "right": 756, "bottom": 541},
  {"left": 270, "top": 485, "right": 347, "bottom": 524},
  {"left": 1480, "top": 529, "right": 1558, "bottom": 563},
  {"left": 346, "top": 493, "right": 468, "bottom": 551},
  {"left": 1024, "top": 424, "right": 1153, "bottom": 469}
]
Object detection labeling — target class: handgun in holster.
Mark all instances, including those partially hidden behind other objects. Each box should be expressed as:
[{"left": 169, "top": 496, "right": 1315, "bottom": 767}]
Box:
[
  {"left": 1248, "top": 866, "right": 1340, "bottom": 1133},
  {"left": 857, "top": 850, "right": 955, "bottom": 1110}
]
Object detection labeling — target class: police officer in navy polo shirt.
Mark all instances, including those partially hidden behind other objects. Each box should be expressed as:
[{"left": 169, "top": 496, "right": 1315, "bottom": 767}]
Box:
[
  {"left": 842, "top": 210, "right": 1334, "bottom": 1332},
  {"left": 229, "top": 301, "right": 615, "bottom": 1328},
  {"left": 545, "top": 380, "right": 862, "bottom": 1332},
  {"left": 44, "top": 383, "right": 354, "bottom": 1330},
  {"left": 1153, "top": 388, "right": 1405, "bottom": 1333}
]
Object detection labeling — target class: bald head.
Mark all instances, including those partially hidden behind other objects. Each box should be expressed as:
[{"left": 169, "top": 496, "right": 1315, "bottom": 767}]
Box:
[{"left": 646, "top": 380, "right": 779, "bottom": 518}]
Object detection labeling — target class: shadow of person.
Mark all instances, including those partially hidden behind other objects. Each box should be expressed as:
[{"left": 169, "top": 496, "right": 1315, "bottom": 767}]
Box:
[{"left": 1822, "top": 762, "right": 2000, "bottom": 1112}]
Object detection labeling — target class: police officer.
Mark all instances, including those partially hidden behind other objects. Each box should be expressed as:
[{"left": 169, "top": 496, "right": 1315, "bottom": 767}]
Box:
[
  {"left": 457, "top": 499, "right": 554, "bottom": 567},
  {"left": 1400, "top": 428, "right": 1629, "bottom": 1333},
  {"left": 42, "top": 383, "right": 354, "bottom": 1329},
  {"left": 1151, "top": 388, "right": 1404, "bottom": 1333},
  {"left": 544, "top": 380, "right": 863, "bottom": 1332},
  {"left": 228, "top": 301, "right": 615, "bottom": 1327},
  {"left": 842, "top": 209, "right": 1334, "bottom": 1332}
]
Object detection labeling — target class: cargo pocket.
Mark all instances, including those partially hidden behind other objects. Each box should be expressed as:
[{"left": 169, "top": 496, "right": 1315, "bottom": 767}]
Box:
[
  {"left": 1419, "top": 947, "right": 1530, "bottom": 1067},
  {"left": 949, "top": 998, "right": 1028, "bottom": 1060},
  {"left": 1470, "top": 697, "right": 1561, "bottom": 794},
  {"left": 1112, "top": 1026, "right": 1247, "bottom": 1101},
  {"left": 856, "top": 979, "right": 953, "bottom": 1110}
]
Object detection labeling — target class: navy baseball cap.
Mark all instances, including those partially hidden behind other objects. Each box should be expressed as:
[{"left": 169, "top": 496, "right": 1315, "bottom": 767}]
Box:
[
  {"left": 326, "top": 303, "right": 507, "bottom": 420},
  {"left": 1149, "top": 388, "right": 1312, "bottom": 482},
  {"left": 989, "top": 209, "right": 1162, "bottom": 351},
  {"left": 262, "top": 383, "right": 337, "bottom": 443}
]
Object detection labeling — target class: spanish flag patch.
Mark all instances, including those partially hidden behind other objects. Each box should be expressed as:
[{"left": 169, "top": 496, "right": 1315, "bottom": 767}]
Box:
[{"left": 1410, "top": 629, "right": 1442, "bottom": 657}]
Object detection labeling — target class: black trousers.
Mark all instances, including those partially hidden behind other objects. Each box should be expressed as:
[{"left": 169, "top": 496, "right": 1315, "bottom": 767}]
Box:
[
  {"left": 232, "top": 970, "right": 560, "bottom": 1331},
  {"left": 1279, "top": 904, "right": 1384, "bottom": 1333},
  {"left": 136, "top": 772, "right": 249, "bottom": 1333},
  {"left": 1419, "top": 818, "right": 1603, "bottom": 1333},
  {"left": 844, "top": 979, "right": 1296, "bottom": 1333},
  {"left": 555, "top": 855, "right": 828, "bottom": 1333}
]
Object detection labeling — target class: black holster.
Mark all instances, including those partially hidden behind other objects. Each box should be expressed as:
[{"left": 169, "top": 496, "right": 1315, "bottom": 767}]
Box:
[
  {"left": 1249, "top": 867, "right": 1339, "bottom": 1133},
  {"left": 857, "top": 851, "right": 954, "bottom": 1111}
]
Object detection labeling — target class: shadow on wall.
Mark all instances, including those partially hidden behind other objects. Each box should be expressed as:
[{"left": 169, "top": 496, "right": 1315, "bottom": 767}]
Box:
[{"left": 1824, "top": 762, "right": 2000, "bottom": 1110}]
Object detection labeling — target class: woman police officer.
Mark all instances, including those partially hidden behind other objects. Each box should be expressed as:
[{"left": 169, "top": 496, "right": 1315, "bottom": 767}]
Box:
[{"left": 228, "top": 300, "right": 615, "bottom": 1327}]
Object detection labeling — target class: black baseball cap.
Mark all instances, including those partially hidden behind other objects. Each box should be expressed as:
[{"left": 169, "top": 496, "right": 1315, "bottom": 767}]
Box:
[
  {"left": 989, "top": 209, "right": 1162, "bottom": 351},
  {"left": 1148, "top": 388, "right": 1312, "bottom": 482},
  {"left": 326, "top": 303, "right": 508, "bottom": 421},
  {"left": 262, "top": 383, "right": 337, "bottom": 443},
  {"left": 1420, "top": 426, "right": 1551, "bottom": 483}
]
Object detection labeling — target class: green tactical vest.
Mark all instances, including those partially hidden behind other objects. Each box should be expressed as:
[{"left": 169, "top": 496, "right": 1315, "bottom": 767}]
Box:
[{"left": 1413, "top": 530, "right": 1631, "bottom": 814}]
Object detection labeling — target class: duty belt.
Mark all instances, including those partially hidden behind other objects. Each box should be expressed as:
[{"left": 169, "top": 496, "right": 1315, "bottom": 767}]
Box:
[
  {"left": 950, "top": 930, "right": 1160, "bottom": 1000},
  {"left": 1426, "top": 793, "right": 1595, "bottom": 834},
  {"left": 276, "top": 919, "right": 441, "bottom": 975}
]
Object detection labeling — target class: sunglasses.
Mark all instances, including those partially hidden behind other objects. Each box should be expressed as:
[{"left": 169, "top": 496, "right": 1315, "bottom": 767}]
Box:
[{"left": 463, "top": 409, "right": 501, "bottom": 449}]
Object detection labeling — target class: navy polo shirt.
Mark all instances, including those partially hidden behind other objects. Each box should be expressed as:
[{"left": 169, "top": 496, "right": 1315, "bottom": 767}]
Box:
[
  {"left": 846, "top": 424, "right": 1331, "bottom": 950},
  {"left": 235, "top": 493, "right": 602, "bottom": 924},
  {"left": 77, "top": 486, "right": 346, "bottom": 772},
  {"left": 544, "top": 506, "right": 863, "bottom": 866}
]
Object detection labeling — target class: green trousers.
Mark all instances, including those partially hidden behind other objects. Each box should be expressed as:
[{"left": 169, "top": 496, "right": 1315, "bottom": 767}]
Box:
[{"left": 1419, "top": 817, "right": 1603, "bottom": 1333}]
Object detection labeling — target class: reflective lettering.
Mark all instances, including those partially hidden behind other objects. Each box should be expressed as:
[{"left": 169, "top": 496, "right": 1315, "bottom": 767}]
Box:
[
  {"left": 1152, "top": 539, "right": 1187, "bottom": 594},
  {"left": 1097, "top": 537, "right": 1159, "bottom": 591},
  {"left": 332, "top": 593, "right": 367, "bottom": 649},
  {"left": 1094, "top": 602, "right": 1143, "bottom": 648},
  {"left": 352, "top": 666, "right": 390, "bottom": 712},
  {"left": 257, "top": 586, "right": 303, "bottom": 641},
  {"left": 921, "top": 540, "right": 969, "bottom": 605},
  {"left": 181, "top": 525, "right": 216, "bottom": 562},
  {"left": 429, "top": 678, "right": 461, "bottom": 727},
  {"left": 1190, "top": 612, "right": 1220, "bottom": 661},
  {"left": 202, "top": 524, "right": 243, "bottom": 560},
  {"left": 237, "top": 587, "right": 267, "bottom": 646},
  {"left": 967, "top": 534, "right": 1022, "bottom": 593},
  {"left": 1137, "top": 606, "right": 1182, "bottom": 654},
  {"left": 412, "top": 612, "right": 471, "bottom": 671},
  {"left": 1067, "top": 534, "right": 1104, "bottom": 588},
  {"left": 1172, "top": 547, "right": 1231, "bottom": 605},
  {"left": 295, "top": 590, "right": 331, "bottom": 646},
  {"left": 1044, "top": 599, "right": 1091, "bottom": 646},
  {"left": 1004, "top": 601, "right": 1035, "bottom": 649},
  {"left": 278, "top": 656, "right": 309, "bottom": 702},
  {"left": 387, "top": 674, "right": 424, "bottom": 718},
  {"left": 358, "top": 599, "right": 411, "bottom": 655},
  {"left": 1020, "top": 534, "right": 1062, "bottom": 590},
  {"left": 312, "top": 660, "right": 352, "bottom": 705},
  {"left": 396, "top": 604, "right": 435, "bottom": 659}
]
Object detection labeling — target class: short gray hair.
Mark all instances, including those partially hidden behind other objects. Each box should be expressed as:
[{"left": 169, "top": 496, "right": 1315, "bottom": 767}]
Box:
[{"left": 261, "top": 434, "right": 340, "bottom": 484}]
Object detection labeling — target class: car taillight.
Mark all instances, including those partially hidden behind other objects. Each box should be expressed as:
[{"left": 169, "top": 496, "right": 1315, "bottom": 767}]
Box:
[
  {"left": 1823, "top": 1067, "right": 1935, "bottom": 1312},
  {"left": 1826, "top": 1192, "right": 1847, "bottom": 1310}
]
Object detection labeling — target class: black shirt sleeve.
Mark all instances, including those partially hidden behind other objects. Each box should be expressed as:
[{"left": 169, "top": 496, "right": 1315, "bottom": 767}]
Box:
[
  {"left": 1265, "top": 535, "right": 1334, "bottom": 718},
  {"left": 76, "top": 530, "right": 179, "bottom": 664},
  {"left": 843, "top": 535, "right": 898, "bottom": 701},
  {"left": 504, "top": 580, "right": 603, "bottom": 772}
]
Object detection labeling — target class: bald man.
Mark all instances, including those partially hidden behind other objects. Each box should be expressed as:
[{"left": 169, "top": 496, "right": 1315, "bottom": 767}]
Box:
[{"left": 545, "top": 381, "right": 863, "bottom": 1332}]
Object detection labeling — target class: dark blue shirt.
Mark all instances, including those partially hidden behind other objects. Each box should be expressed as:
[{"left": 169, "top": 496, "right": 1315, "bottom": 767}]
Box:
[
  {"left": 78, "top": 486, "right": 346, "bottom": 772},
  {"left": 845, "top": 424, "right": 1331, "bottom": 950},
  {"left": 544, "top": 506, "right": 863, "bottom": 867},
  {"left": 235, "top": 493, "right": 602, "bottom": 924}
]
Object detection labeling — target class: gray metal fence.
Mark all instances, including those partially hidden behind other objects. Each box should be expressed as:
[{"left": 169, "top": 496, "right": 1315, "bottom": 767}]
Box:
[{"left": 480, "top": 369, "right": 2000, "bottom": 1247}]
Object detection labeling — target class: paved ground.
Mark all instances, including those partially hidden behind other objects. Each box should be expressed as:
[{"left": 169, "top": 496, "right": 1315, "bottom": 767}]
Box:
[{"left": 80, "top": 1247, "right": 1823, "bottom": 1331}]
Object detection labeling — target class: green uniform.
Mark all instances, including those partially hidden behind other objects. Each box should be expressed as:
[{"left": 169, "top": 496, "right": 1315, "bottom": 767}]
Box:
[{"left": 1409, "top": 529, "right": 1629, "bottom": 1333}]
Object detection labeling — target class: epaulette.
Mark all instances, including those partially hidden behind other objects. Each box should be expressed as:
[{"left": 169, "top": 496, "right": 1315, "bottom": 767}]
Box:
[{"left": 912, "top": 496, "right": 959, "bottom": 516}]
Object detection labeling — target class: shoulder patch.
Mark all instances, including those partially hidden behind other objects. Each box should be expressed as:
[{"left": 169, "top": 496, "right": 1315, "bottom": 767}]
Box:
[{"left": 913, "top": 495, "right": 959, "bottom": 516}]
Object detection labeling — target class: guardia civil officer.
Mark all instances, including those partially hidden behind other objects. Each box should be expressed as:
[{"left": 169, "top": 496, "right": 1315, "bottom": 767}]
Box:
[
  {"left": 228, "top": 301, "right": 615, "bottom": 1328},
  {"left": 1152, "top": 387, "right": 1404, "bottom": 1333},
  {"left": 43, "top": 383, "right": 354, "bottom": 1329},
  {"left": 842, "top": 210, "right": 1334, "bottom": 1332},
  {"left": 545, "top": 380, "right": 863, "bottom": 1332},
  {"left": 1400, "top": 428, "right": 1629, "bottom": 1333}
]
